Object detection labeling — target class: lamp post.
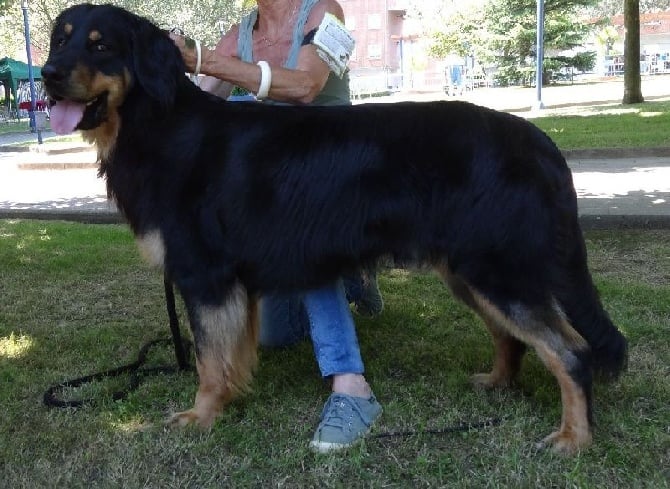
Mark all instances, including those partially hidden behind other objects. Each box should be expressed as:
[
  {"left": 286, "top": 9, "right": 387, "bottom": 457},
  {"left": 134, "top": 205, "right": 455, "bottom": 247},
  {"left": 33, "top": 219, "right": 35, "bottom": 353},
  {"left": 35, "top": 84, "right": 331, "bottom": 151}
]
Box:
[
  {"left": 21, "top": 0, "right": 42, "bottom": 143},
  {"left": 533, "top": 0, "right": 545, "bottom": 111}
]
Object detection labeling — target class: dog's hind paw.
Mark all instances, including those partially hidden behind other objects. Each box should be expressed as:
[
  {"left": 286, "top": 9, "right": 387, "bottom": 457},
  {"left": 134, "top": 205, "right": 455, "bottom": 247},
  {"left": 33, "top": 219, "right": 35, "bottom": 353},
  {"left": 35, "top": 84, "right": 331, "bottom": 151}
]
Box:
[
  {"left": 536, "top": 429, "right": 592, "bottom": 456},
  {"left": 166, "top": 409, "right": 215, "bottom": 430},
  {"left": 470, "top": 372, "right": 513, "bottom": 389}
]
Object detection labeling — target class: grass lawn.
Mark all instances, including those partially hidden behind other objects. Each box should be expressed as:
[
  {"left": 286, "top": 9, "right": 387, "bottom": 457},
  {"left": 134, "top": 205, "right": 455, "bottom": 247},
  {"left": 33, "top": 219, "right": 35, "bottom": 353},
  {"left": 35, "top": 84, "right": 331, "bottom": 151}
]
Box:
[
  {"left": 0, "top": 220, "right": 668, "bottom": 487},
  {"left": 0, "top": 119, "right": 36, "bottom": 136},
  {"left": 529, "top": 100, "right": 670, "bottom": 150}
]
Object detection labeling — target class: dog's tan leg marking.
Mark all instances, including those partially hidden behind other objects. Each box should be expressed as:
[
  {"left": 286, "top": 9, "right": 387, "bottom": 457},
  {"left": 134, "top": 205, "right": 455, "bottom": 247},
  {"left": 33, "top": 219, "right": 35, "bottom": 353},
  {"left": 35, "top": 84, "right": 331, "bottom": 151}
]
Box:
[
  {"left": 435, "top": 265, "right": 525, "bottom": 388},
  {"left": 135, "top": 230, "right": 165, "bottom": 268},
  {"left": 471, "top": 317, "right": 526, "bottom": 388},
  {"left": 468, "top": 290, "right": 591, "bottom": 454},
  {"left": 168, "top": 285, "right": 259, "bottom": 429},
  {"left": 534, "top": 344, "right": 592, "bottom": 455}
]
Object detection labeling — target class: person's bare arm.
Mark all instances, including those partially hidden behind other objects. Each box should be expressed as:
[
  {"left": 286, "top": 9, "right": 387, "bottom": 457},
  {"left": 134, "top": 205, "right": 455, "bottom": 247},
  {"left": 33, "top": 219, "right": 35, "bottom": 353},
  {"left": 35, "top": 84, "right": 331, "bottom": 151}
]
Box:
[
  {"left": 172, "top": 0, "right": 345, "bottom": 104},
  {"left": 198, "top": 76, "right": 234, "bottom": 98}
]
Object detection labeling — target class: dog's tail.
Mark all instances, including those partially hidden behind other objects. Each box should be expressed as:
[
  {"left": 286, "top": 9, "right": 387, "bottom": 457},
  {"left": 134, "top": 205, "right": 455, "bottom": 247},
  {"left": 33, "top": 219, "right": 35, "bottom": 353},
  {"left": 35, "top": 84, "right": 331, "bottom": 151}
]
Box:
[{"left": 552, "top": 220, "right": 628, "bottom": 380}]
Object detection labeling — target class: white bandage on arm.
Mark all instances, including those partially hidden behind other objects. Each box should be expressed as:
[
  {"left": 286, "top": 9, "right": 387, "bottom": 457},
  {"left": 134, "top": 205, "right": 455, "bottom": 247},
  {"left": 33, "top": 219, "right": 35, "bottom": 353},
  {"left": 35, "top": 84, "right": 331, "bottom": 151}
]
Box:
[
  {"left": 256, "top": 60, "right": 272, "bottom": 100},
  {"left": 312, "top": 12, "right": 355, "bottom": 78}
]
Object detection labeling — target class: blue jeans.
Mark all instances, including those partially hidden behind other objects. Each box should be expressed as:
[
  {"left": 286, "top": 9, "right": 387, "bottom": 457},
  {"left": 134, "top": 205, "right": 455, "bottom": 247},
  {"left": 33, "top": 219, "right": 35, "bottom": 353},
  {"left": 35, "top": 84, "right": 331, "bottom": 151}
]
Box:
[{"left": 259, "top": 278, "right": 365, "bottom": 377}]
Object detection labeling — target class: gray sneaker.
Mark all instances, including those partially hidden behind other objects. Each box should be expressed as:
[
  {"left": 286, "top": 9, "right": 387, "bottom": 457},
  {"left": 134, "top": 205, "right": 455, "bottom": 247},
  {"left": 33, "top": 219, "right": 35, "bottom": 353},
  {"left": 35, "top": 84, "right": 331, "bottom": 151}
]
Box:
[{"left": 309, "top": 393, "right": 382, "bottom": 453}]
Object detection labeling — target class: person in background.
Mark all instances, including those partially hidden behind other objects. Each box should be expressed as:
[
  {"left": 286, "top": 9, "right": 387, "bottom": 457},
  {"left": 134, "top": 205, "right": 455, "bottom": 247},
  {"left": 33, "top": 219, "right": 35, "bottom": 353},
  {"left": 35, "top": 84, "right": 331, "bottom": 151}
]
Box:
[{"left": 170, "top": 0, "right": 384, "bottom": 452}]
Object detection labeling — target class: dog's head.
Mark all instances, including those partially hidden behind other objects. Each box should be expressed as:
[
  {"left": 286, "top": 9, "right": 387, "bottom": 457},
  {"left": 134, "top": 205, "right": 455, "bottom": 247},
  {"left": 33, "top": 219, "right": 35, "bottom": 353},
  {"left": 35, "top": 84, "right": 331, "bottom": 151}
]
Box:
[{"left": 43, "top": 4, "right": 185, "bottom": 146}]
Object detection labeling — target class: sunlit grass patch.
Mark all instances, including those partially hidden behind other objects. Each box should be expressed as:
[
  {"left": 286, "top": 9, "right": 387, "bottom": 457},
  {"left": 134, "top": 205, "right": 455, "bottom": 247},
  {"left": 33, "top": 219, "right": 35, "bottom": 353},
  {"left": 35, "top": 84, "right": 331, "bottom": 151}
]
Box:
[
  {"left": 0, "top": 333, "right": 34, "bottom": 358},
  {"left": 529, "top": 100, "right": 670, "bottom": 149}
]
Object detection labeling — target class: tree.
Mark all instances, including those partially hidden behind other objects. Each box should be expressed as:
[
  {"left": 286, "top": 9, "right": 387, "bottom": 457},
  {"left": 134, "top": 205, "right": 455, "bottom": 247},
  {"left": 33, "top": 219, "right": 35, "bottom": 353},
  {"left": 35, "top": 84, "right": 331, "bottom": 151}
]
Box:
[
  {"left": 622, "top": 0, "right": 643, "bottom": 103},
  {"left": 424, "top": 1, "right": 488, "bottom": 60},
  {"left": 0, "top": 0, "right": 25, "bottom": 59},
  {"left": 595, "top": 25, "right": 618, "bottom": 55},
  {"left": 0, "top": 0, "right": 12, "bottom": 12},
  {"left": 484, "top": 0, "right": 599, "bottom": 85},
  {"left": 424, "top": 0, "right": 600, "bottom": 86},
  {"left": 0, "top": 0, "right": 250, "bottom": 63},
  {"left": 583, "top": 0, "right": 670, "bottom": 16}
]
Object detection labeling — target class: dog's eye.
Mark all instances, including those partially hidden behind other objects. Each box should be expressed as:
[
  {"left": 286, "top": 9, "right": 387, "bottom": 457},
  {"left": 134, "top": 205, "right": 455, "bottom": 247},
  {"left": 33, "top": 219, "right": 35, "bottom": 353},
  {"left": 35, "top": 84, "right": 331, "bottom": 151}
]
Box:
[
  {"left": 94, "top": 43, "right": 108, "bottom": 52},
  {"left": 56, "top": 37, "right": 67, "bottom": 48}
]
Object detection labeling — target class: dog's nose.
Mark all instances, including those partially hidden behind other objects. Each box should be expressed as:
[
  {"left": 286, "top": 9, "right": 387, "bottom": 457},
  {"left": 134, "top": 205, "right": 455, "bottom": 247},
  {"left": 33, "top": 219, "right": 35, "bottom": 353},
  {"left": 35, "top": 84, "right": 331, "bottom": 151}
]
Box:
[{"left": 41, "top": 63, "right": 65, "bottom": 83}]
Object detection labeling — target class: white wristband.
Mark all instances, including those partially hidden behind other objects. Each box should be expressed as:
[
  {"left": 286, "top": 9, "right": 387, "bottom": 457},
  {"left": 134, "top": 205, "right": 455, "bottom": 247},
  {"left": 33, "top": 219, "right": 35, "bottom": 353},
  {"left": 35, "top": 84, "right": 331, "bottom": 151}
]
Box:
[
  {"left": 256, "top": 60, "right": 271, "bottom": 100},
  {"left": 192, "top": 39, "right": 202, "bottom": 86},
  {"left": 194, "top": 39, "right": 202, "bottom": 77}
]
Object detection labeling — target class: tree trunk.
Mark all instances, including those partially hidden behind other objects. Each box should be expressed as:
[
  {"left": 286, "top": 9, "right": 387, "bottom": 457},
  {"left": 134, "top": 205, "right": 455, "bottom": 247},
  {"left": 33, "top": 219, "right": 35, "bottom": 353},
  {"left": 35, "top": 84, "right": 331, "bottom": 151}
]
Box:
[{"left": 623, "top": 0, "right": 644, "bottom": 104}]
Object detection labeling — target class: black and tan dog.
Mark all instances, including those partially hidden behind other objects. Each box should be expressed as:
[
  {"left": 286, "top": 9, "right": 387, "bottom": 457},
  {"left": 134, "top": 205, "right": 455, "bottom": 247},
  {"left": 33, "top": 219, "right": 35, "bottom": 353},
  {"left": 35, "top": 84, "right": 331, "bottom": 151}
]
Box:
[{"left": 42, "top": 4, "right": 627, "bottom": 454}]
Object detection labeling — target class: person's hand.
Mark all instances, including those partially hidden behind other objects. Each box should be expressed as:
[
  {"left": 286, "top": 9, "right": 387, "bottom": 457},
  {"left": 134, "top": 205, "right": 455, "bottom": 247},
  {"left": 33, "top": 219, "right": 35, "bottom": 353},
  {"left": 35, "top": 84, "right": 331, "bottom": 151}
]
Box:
[{"left": 168, "top": 28, "right": 199, "bottom": 73}]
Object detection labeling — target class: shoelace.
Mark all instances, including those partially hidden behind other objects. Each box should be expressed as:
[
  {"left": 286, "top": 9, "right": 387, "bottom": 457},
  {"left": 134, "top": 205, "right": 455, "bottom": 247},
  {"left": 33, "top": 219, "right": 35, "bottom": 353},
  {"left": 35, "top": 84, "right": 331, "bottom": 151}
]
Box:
[{"left": 319, "top": 393, "right": 372, "bottom": 431}]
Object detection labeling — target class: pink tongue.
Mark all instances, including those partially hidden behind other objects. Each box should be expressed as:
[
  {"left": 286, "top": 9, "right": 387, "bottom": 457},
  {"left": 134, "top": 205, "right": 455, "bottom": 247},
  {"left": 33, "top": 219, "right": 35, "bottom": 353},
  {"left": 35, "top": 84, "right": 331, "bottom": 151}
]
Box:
[{"left": 49, "top": 100, "right": 86, "bottom": 134}]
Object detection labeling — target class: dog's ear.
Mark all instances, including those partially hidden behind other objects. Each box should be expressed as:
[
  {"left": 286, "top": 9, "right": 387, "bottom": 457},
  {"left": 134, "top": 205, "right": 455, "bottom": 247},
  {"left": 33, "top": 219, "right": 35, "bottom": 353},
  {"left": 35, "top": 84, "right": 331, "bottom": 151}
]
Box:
[{"left": 129, "top": 16, "right": 186, "bottom": 110}]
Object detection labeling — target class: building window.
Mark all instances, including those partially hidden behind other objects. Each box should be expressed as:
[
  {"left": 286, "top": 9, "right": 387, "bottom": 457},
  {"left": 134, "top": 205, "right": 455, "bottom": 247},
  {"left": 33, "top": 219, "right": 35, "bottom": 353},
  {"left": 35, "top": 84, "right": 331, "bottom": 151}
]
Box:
[
  {"left": 368, "top": 13, "right": 381, "bottom": 30},
  {"left": 368, "top": 43, "right": 381, "bottom": 59}
]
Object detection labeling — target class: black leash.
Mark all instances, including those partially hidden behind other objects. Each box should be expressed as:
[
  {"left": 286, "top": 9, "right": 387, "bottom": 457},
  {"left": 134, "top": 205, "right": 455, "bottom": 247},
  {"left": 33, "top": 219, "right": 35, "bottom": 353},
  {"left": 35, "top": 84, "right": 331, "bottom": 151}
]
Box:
[
  {"left": 162, "top": 274, "right": 190, "bottom": 371},
  {"left": 43, "top": 274, "right": 192, "bottom": 408},
  {"left": 371, "top": 417, "right": 502, "bottom": 440}
]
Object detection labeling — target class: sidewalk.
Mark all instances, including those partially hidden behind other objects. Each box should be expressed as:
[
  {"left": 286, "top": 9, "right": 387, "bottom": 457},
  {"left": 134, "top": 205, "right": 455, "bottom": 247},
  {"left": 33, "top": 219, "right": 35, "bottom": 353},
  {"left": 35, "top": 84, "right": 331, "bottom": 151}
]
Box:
[
  {"left": 564, "top": 150, "right": 670, "bottom": 228},
  {"left": 0, "top": 133, "right": 113, "bottom": 222}
]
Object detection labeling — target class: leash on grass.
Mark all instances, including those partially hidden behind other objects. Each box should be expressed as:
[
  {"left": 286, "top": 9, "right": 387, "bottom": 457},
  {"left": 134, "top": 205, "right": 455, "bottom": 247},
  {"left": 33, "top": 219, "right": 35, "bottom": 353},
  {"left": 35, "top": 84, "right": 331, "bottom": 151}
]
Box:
[
  {"left": 371, "top": 417, "right": 502, "bottom": 440},
  {"left": 43, "top": 274, "right": 193, "bottom": 408}
]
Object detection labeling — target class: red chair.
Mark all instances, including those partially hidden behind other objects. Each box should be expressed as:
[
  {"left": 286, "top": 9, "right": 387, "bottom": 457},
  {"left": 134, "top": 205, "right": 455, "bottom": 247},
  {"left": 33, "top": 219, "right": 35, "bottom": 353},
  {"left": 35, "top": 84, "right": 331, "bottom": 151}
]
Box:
[{"left": 18, "top": 100, "right": 47, "bottom": 111}]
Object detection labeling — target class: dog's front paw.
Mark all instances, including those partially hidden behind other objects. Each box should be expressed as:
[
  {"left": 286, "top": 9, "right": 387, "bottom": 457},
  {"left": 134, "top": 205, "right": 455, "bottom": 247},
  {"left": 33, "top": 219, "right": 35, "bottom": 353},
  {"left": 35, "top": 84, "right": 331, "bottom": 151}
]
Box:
[
  {"left": 536, "top": 429, "right": 592, "bottom": 455},
  {"left": 166, "top": 409, "right": 215, "bottom": 430}
]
